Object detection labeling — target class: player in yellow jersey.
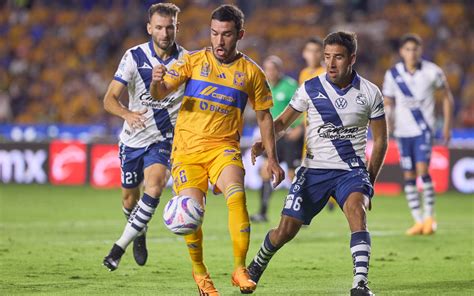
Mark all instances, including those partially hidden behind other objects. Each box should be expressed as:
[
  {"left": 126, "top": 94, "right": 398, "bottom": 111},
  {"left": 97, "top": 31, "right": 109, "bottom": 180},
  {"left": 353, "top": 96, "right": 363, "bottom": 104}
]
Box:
[
  {"left": 150, "top": 4, "right": 284, "bottom": 295},
  {"left": 299, "top": 37, "right": 325, "bottom": 84}
]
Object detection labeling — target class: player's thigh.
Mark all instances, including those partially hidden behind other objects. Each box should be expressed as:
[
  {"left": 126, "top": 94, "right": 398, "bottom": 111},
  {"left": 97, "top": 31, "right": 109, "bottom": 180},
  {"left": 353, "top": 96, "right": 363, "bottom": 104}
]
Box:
[
  {"left": 334, "top": 168, "right": 374, "bottom": 210},
  {"left": 414, "top": 133, "right": 432, "bottom": 176},
  {"left": 143, "top": 163, "right": 169, "bottom": 197},
  {"left": 208, "top": 147, "right": 245, "bottom": 193},
  {"left": 119, "top": 144, "right": 145, "bottom": 189},
  {"left": 397, "top": 137, "right": 416, "bottom": 173},
  {"left": 171, "top": 154, "right": 209, "bottom": 196},
  {"left": 282, "top": 167, "right": 332, "bottom": 225}
]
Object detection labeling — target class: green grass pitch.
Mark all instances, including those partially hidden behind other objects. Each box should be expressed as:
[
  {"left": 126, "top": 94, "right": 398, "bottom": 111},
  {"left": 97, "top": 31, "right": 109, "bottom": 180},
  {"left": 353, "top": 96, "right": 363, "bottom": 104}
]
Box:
[{"left": 0, "top": 185, "right": 472, "bottom": 295}]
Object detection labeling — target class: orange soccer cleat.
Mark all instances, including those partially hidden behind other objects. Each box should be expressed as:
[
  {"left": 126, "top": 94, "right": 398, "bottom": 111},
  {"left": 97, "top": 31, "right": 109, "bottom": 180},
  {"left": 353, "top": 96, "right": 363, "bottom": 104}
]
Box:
[
  {"left": 422, "top": 217, "right": 437, "bottom": 235},
  {"left": 405, "top": 222, "right": 424, "bottom": 236},
  {"left": 231, "top": 267, "right": 257, "bottom": 294},
  {"left": 193, "top": 272, "right": 220, "bottom": 296}
]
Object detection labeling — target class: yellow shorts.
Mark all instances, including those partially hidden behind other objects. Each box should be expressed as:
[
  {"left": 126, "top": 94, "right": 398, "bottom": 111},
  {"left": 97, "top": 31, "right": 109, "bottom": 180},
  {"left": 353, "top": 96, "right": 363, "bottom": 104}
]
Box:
[{"left": 171, "top": 146, "right": 244, "bottom": 194}]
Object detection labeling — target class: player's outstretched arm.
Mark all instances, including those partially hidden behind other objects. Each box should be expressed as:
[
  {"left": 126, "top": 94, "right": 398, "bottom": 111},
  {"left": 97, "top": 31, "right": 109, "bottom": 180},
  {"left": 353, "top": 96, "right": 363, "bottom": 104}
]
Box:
[
  {"left": 251, "top": 106, "right": 301, "bottom": 164},
  {"left": 104, "top": 80, "right": 146, "bottom": 129},
  {"left": 255, "top": 109, "right": 285, "bottom": 187},
  {"left": 368, "top": 117, "right": 388, "bottom": 185},
  {"left": 150, "top": 64, "right": 174, "bottom": 100}
]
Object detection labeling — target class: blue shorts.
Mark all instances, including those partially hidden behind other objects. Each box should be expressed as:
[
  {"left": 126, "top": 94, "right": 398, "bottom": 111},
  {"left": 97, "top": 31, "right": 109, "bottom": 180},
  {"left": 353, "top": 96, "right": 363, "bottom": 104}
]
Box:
[
  {"left": 119, "top": 141, "right": 171, "bottom": 188},
  {"left": 281, "top": 167, "right": 374, "bottom": 225},
  {"left": 397, "top": 133, "right": 432, "bottom": 171}
]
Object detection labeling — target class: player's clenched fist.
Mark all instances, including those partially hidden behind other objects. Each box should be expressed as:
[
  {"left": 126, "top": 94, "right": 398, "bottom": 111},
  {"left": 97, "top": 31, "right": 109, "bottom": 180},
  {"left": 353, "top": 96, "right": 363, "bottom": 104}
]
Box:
[{"left": 152, "top": 64, "right": 167, "bottom": 83}]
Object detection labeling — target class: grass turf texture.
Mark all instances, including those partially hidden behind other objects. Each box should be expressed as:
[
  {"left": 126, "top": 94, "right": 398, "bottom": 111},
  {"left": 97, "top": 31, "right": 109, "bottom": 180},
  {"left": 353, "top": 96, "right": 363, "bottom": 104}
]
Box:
[{"left": 0, "top": 185, "right": 472, "bottom": 295}]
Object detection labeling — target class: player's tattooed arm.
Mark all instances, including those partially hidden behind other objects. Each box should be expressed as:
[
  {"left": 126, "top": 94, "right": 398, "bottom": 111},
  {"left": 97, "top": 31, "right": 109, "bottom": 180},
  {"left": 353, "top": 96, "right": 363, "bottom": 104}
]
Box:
[
  {"left": 251, "top": 105, "right": 301, "bottom": 163},
  {"left": 255, "top": 109, "right": 285, "bottom": 187}
]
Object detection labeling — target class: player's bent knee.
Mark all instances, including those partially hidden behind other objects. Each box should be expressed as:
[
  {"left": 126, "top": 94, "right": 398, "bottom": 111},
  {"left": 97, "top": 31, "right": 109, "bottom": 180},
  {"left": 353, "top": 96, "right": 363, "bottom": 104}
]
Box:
[{"left": 144, "top": 184, "right": 164, "bottom": 199}]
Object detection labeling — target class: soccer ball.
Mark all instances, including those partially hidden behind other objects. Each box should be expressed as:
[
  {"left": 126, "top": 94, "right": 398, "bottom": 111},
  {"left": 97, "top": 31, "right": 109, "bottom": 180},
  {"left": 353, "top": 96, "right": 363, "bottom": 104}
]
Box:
[{"left": 163, "top": 195, "right": 204, "bottom": 235}]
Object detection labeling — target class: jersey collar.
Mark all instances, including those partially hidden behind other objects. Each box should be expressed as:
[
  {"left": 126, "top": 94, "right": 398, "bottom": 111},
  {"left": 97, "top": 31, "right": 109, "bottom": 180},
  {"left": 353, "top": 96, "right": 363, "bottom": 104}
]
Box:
[
  {"left": 148, "top": 39, "right": 180, "bottom": 65},
  {"left": 325, "top": 70, "right": 361, "bottom": 96}
]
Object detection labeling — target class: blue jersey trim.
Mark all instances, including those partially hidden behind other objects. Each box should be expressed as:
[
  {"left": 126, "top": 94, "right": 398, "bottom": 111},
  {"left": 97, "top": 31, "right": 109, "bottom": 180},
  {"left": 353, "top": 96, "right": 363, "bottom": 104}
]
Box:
[
  {"left": 370, "top": 114, "right": 385, "bottom": 120},
  {"left": 324, "top": 71, "right": 361, "bottom": 96},
  {"left": 305, "top": 76, "right": 365, "bottom": 169},
  {"left": 114, "top": 76, "right": 128, "bottom": 86},
  {"left": 131, "top": 47, "right": 153, "bottom": 90},
  {"left": 184, "top": 79, "right": 248, "bottom": 112},
  {"left": 148, "top": 40, "right": 180, "bottom": 65}
]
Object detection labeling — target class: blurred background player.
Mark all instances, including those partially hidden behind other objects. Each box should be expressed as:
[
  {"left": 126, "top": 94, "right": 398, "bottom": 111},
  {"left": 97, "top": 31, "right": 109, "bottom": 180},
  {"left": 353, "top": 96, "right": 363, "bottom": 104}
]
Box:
[
  {"left": 299, "top": 37, "right": 325, "bottom": 84},
  {"left": 247, "top": 31, "right": 388, "bottom": 296},
  {"left": 102, "top": 3, "right": 186, "bottom": 271},
  {"left": 382, "top": 33, "right": 453, "bottom": 236},
  {"left": 250, "top": 55, "right": 300, "bottom": 223},
  {"left": 150, "top": 4, "right": 284, "bottom": 295}
]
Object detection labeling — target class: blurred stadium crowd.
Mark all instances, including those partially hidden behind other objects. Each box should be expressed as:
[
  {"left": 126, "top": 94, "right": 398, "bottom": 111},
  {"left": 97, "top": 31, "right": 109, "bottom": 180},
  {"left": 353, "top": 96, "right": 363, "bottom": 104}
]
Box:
[{"left": 0, "top": 0, "right": 473, "bottom": 130}]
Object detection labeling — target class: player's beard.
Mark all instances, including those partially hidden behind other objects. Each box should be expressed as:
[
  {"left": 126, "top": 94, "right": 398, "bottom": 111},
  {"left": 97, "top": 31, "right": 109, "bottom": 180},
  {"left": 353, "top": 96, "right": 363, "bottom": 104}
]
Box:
[
  {"left": 212, "top": 43, "right": 237, "bottom": 63},
  {"left": 153, "top": 37, "right": 174, "bottom": 52}
]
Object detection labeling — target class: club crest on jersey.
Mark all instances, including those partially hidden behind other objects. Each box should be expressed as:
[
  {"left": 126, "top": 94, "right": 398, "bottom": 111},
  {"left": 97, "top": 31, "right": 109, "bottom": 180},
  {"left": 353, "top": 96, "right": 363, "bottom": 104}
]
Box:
[
  {"left": 335, "top": 97, "right": 348, "bottom": 109},
  {"left": 200, "top": 62, "right": 210, "bottom": 77},
  {"left": 356, "top": 93, "right": 367, "bottom": 105},
  {"left": 233, "top": 71, "right": 245, "bottom": 87}
]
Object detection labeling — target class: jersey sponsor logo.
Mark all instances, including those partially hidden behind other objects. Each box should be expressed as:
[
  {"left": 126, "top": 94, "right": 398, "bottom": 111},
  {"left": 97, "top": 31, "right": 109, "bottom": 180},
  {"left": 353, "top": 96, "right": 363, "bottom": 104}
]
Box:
[
  {"left": 199, "top": 101, "right": 230, "bottom": 115},
  {"left": 200, "top": 62, "right": 210, "bottom": 77},
  {"left": 233, "top": 71, "right": 245, "bottom": 87},
  {"left": 199, "top": 86, "right": 237, "bottom": 104},
  {"left": 217, "top": 73, "right": 226, "bottom": 79},
  {"left": 139, "top": 92, "right": 176, "bottom": 109},
  {"left": 335, "top": 97, "right": 348, "bottom": 109},
  {"left": 317, "top": 122, "right": 359, "bottom": 140}
]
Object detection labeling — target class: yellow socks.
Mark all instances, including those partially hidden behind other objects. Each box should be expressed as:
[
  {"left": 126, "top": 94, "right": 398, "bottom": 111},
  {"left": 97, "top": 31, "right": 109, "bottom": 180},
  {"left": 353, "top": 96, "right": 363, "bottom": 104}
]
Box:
[
  {"left": 225, "top": 183, "right": 250, "bottom": 269},
  {"left": 184, "top": 227, "right": 207, "bottom": 275}
]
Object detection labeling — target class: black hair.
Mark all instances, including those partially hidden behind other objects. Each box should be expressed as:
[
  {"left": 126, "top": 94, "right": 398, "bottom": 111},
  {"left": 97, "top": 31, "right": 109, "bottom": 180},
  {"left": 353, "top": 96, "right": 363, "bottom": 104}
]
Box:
[
  {"left": 211, "top": 4, "right": 245, "bottom": 32},
  {"left": 399, "top": 33, "right": 422, "bottom": 48},
  {"left": 323, "top": 31, "right": 358, "bottom": 55}
]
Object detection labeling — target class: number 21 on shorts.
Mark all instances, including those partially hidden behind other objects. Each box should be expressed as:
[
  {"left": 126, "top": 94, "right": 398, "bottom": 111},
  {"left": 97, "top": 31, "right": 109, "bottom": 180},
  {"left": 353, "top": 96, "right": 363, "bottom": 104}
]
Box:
[{"left": 284, "top": 194, "right": 302, "bottom": 211}]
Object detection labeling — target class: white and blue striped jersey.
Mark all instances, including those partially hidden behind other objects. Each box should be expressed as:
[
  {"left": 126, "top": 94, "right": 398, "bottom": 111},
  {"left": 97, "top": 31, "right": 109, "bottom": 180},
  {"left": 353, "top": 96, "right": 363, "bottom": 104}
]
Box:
[
  {"left": 113, "top": 41, "right": 186, "bottom": 148},
  {"left": 290, "top": 72, "right": 385, "bottom": 170},
  {"left": 382, "top": 60, "right": 446, "bottom": 138}
]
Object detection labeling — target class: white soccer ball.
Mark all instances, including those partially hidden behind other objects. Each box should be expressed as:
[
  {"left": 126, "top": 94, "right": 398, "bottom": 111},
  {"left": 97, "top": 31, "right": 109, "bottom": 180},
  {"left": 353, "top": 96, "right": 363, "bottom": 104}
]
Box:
[{"left": 163, "top": 195, "right": 204, "bottom": 235}]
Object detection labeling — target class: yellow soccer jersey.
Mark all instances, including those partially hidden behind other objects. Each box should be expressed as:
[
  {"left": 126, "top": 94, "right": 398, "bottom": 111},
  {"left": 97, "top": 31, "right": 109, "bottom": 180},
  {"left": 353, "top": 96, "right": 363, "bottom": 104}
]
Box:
[
  {"left": 298, "top": 66, "right": 325, "bottom": 84},
  {"left": 164, "top": 48, "right": 273, "bottom": 154}
]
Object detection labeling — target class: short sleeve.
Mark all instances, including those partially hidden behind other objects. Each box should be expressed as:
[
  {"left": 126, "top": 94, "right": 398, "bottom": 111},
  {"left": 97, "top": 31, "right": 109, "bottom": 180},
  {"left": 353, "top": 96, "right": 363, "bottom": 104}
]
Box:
[
  {"left": 382, "top": 70, "right": 395, "bottom": 99},
  {"left": 289, "top": 85, "right": 309, "bottom": 112},
  {"left": 114, "top": 50, "right": 135, "bottom": 86},
  {"left": 163, "top": 53, "right": 193, "bottom": 89},
  {"left": 250, "top": 68, "right": 273, "bottom": 111},
  {"left": 370, "top": 88, "right": 385, "bottom": 120},
  {"left": 433, "top": 67, "right": 447, "bottom": 89}
]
